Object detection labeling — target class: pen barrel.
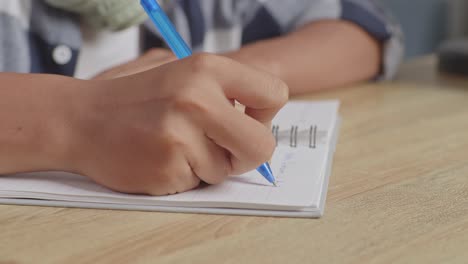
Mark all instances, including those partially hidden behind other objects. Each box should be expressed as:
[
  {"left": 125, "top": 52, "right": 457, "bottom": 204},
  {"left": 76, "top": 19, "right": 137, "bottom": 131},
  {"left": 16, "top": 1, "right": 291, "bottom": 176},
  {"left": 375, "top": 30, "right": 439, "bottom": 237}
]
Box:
[
  {"left": 141, "top": 0, "right": 192, "bottom": 59},
  {"left": 141, "top": 0, "right": 161, "bottom": 12}
]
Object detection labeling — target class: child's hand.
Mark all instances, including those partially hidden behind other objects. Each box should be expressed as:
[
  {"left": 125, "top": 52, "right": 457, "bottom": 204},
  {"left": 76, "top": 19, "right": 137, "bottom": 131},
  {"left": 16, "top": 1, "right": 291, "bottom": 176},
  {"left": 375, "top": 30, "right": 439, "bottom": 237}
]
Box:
[
  {"left": 68, "top": 54, "right": 288, "bottom": 195},
  {"left": 92, "top": 48, "right": 177, "bottom": 80}
]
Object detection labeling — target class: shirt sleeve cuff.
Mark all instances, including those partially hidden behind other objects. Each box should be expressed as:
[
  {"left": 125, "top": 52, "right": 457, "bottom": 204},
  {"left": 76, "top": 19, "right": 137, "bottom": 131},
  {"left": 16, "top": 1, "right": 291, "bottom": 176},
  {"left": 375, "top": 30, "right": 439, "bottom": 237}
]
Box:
[{"left": 341, "top": 0, "right": 404, "bottom": 80}]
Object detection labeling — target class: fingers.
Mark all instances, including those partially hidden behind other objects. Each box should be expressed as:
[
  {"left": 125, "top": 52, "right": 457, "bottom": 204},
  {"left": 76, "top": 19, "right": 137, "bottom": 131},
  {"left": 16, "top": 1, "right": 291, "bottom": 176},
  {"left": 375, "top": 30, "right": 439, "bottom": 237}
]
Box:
[
  {"left": 144, "top": 53, "right": 287, "bottom": 124},
  {"left": 137, "top": 53, "right": 284, "bottom": 182},
  {"left": 145, "top": 148, "right": 201, "bottom": 195},
  {"left": 202, "top": 98, "right": 277, "bottom": 175},
  {"left": 177, "top": 54, "right": 284, "bottom": 174},
  {"left": 188, "top": 54, "right": 289, "bottom": 123},
  {"left": 185, "top": 133, "right": 231, "bottom": 185}
]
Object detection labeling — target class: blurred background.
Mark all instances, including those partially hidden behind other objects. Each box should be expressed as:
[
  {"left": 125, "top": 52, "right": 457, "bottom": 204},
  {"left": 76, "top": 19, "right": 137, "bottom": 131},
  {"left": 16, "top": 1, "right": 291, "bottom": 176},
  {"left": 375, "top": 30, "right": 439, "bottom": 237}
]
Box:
[{"left": 378, "top": 0, "right": 468, "bottom": 58}]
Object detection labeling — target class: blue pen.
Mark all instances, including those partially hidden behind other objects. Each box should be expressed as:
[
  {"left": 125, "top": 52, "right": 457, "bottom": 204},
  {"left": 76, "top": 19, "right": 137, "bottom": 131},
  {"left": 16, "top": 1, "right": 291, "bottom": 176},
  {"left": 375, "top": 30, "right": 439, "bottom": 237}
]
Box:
[{"left": 140, "top": 0, "right": 277, "bottom": 186}]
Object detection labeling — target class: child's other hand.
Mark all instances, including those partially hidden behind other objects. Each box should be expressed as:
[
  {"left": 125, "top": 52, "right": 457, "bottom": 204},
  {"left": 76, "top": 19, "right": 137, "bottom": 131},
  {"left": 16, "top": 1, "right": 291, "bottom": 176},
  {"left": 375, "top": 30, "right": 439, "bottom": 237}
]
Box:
[
  {"left": 69, "top": 54, "right": 288, "bottom": 195},
  {"left": 92, "top": 48, "right": 177, "bottom": 80}
]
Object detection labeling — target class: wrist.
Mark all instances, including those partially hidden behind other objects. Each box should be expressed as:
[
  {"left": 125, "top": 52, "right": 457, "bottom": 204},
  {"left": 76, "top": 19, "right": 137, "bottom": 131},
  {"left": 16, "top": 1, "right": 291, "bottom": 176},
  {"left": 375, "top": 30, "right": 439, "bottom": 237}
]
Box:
[
  {"left": 57, "top": 78, "right": 120, "bottom": 175},
  {"left": 24, "top": 76, "right": 94, "bottom": 173},
  {"left": 47, "top": 77, "right": 106, "bottom": 174},
  {"left": 0, "top": 74, "right": 89, "bottom": 174},
  {"left": 35, "top": 76, "right": 90, "bottom": 173}
]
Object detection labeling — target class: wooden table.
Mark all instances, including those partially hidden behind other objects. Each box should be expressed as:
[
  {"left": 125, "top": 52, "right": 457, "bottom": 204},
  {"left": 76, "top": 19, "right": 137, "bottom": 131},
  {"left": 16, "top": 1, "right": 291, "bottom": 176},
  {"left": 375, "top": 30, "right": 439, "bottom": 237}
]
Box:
[{"left": 1, "top": 56, "right": 468, "bottom": 264}]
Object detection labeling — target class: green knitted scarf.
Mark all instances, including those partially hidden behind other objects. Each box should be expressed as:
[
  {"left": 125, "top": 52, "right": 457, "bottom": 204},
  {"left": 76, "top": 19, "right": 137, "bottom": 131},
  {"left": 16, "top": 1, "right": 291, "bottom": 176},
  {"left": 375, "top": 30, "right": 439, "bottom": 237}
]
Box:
[{"left": 45, "top": 0, "right": 150, "bottom": 31}]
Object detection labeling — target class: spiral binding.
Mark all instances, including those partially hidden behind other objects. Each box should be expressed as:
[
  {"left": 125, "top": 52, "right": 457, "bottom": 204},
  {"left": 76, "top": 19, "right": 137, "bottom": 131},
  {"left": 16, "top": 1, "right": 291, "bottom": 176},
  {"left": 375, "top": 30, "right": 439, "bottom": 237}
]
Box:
[{"left": 272, "top": 125, "right": 319, "bottom": 148}]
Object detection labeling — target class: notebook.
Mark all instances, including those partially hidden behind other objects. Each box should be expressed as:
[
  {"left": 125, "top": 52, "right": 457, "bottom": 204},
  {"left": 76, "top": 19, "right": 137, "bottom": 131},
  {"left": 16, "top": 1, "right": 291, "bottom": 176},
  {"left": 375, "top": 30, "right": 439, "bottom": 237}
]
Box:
[{"left": 0, "top": 101, "right": 340, "bottom": 218}]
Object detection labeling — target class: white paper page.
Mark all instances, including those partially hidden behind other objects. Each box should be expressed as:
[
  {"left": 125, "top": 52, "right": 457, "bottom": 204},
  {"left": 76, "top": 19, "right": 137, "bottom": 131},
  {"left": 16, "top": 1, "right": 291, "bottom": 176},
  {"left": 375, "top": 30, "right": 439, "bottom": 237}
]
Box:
[{"left": 0, "top": 101, "right": 339, "bottom": 210}]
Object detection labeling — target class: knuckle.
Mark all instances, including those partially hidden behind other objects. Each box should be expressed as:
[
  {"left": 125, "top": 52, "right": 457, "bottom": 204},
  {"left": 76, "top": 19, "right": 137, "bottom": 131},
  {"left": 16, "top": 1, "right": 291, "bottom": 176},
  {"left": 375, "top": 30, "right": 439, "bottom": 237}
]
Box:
[
  {"left": 177, "top": 175, "right": 201, "bottom": 193},
  {"left": 146, "top": 163, "right": 192, "bottom": 196},
  {"left": 173, "top": 90, "right": 212, "bottom": 117},
  {"left": 162, "top": 128, "right": 187, "bottom": 150},
  {"left": 157, "top": 119, "right": 187, "bottom": 151},
  {"left": 191, "top": 150, "right": 231, "bottom": 185},
  {"left": 201, "top": 170, "right": 225, "bottom": 185},
  {"left": 174, "top": 95, "right": 206, "bottom": 115}
]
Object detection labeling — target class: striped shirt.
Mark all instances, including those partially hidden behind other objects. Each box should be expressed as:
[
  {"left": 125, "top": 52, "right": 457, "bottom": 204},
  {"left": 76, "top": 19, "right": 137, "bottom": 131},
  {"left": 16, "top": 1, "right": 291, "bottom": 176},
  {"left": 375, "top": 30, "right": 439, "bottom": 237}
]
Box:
[{"left": 0, "top": 0, "right": 403, "bottom": 80}]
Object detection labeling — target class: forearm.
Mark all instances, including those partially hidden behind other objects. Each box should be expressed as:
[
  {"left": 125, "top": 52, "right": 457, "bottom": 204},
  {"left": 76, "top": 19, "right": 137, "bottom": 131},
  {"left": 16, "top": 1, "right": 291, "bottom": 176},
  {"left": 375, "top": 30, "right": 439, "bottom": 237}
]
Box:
[
  {"left": 0, "top": 73, "right": 81, "bottom": 174},
  {"left": 228, "top": 20, "right": 382, "bottom": 95}
]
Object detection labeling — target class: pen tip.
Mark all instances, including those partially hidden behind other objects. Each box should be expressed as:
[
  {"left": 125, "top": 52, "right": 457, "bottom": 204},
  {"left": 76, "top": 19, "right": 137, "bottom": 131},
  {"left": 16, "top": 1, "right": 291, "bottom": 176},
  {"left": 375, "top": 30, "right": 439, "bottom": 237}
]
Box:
[{"left": 273, "top": 181, "right": 278, "bottom": 187}]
